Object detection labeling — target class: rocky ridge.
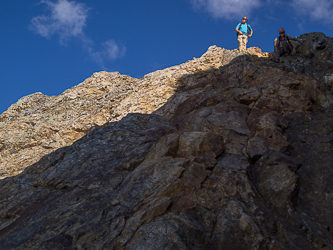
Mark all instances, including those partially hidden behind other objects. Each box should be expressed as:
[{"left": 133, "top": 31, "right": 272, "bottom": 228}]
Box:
[
  {"left": 0, "top": 32, "right": 333, "bottom": 249},
  {"left": 0, "top": 46, "right": 266, "bottom": 179}
]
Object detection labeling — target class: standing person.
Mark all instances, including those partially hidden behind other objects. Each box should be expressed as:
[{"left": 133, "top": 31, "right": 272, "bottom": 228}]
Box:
[
  {"left": 274, "top": 28, "right": 304, "bottom": 62},
  {"left": 235, "top": 17, "right": 253, "bottom": 52}
]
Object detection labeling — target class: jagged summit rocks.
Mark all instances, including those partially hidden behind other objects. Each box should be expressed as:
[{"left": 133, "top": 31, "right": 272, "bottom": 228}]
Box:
[
  {"left": 0, "top": 32, "right": 333, "bottom": 249},
  {"left": 0, "top": 45, "right": 269, "bottom": 179}
]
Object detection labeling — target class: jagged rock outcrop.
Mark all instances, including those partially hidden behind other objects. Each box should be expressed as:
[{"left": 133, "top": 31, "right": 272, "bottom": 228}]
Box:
[
  {"left": 0, "top": 46, "right": 266, "bottom": 179},
  {"left": 0, "top": 32, "right": 333, "bottom": 249}
]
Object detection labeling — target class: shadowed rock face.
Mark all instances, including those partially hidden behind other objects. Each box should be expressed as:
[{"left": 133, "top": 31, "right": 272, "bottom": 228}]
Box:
[
  {"left": 1, "top": 32, "right": 333, "bottom": 249},
  {"left": 0, "top": 46, "right": 263, "bottom": 179}
]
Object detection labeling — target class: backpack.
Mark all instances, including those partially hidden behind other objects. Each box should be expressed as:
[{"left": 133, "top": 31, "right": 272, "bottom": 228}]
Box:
[
  {"left": 236, "top": 23, "right": 249, "bottom": 36},
  {"left": 286, "top": 34, "right": 294, "bottom": 49}
]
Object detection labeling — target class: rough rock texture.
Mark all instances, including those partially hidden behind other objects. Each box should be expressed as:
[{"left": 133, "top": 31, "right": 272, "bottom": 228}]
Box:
[
  {"left": 0, "top": 46, "right": 266, "bottom": 179},
  {"left": 0, "top": 32, "right": 333, "bottom": 249}
]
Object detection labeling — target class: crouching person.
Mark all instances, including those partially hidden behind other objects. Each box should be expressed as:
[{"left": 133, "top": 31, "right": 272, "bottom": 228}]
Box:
[{"left": 274, "top": 28, "right": 304, "bottom": 62}]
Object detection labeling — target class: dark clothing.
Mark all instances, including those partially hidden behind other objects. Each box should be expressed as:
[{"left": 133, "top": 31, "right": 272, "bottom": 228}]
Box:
[{"left": 274, "top": 35, "right": 301, "bottom": 61}]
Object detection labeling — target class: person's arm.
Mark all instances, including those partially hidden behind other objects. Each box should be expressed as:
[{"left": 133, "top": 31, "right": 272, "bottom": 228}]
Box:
[
  {"left": 235, "top": 24, "right": 243, "bottom": 35},
  {"left": 288, "top": 35, "right": 297, "bottom": 41},
  {"left": 248, "top": 27, "right": 253, "bottom": 38},
  {"left": 288, "top": 35, "right": 305, "bottom": 43}
]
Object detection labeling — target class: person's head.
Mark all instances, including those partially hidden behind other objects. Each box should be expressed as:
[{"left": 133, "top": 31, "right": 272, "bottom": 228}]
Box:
[
  {"left": 279, "top": 28, "right": 285, "bottom": 36},
  {"left": 242, "top": 17, "right": 248, "bottom": 23}
]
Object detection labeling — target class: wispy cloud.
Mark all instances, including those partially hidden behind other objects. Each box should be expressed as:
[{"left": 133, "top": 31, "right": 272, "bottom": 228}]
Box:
[
  {"left": 30, "top": 0, "right": 126, "bottom": 65},
  {"left": 87, "top": 40, "right": 126, "bottom": 68},
  {"left": 291, "top": 0, "right": 333, "bottom": 24},
  {"left": 189, "top": 0, "right": 261, "bottom": 19},
  {"left": 31, "top": 0, "right": 88, "bottom": 42},
  {"left": 102, "top": 40, "right": 126, "bottom": 60}
]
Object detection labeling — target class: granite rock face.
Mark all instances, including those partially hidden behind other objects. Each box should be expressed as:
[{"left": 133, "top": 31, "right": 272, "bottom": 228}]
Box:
[
  {"left": 0, "top": 46, "right": 259, "bottom": 179},
  {"left": 1, "top": 32, "right": 333, "bottom": 249}
]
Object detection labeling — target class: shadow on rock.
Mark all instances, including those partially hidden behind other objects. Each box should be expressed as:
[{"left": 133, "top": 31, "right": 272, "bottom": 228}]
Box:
[{"left": 1, "top": 32, "right": 333, "bottom": 249}]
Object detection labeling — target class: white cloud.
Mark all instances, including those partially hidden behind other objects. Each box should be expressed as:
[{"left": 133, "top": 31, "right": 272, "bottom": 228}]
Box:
[
  {"left": 31, "top": 0, "right": 88, "bottom": 42},
  {"left": 292, "top": 0, "right": 333, "bottom": 23},
  {"left": 190, "top": 0, "right": 261, "bottom": 19},
  {"left": 30, "top": 0, "right": 126, "bottom": 65},
  {"left": 103, "top": 40, "right": 126, "bottom": 60},
  {"left": 88, "top": 40, "right": 126, "bottom": 68}
]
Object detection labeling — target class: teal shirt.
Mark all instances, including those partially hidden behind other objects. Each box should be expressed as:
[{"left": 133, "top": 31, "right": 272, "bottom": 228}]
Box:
[{"left": 236, "top": 23, "right": 252, "bottom": 35}]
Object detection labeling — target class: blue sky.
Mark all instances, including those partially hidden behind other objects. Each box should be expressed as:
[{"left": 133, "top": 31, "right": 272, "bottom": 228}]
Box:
[{"left": 1, "top": 0, "right": 333, "bottom": 114}]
